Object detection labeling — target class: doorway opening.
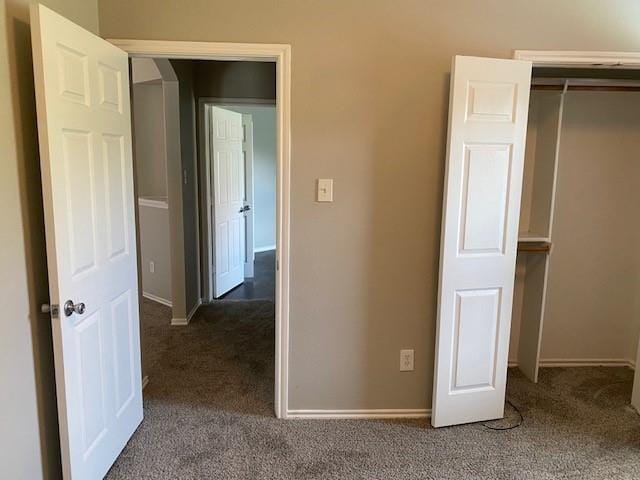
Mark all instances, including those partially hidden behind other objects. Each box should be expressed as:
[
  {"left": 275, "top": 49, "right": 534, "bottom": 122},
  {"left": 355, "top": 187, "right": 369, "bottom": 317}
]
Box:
[
  {"left": 199, "top": 99, "right": 277, "bottom": 302},
  {"left": 129, "top": 56, "right": 283, "bottom": 417},
  {"left": 509, "top": 67, "right": 640, "bottom": 404},
  {"left": 117, "top": 41, "right": 291, "bottom": 421}
]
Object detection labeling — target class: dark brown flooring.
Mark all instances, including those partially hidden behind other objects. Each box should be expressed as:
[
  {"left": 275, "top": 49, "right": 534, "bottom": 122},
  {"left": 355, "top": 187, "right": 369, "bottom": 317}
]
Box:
[{"left": 220, "top": 250, "right": 275, "bottom": 301}]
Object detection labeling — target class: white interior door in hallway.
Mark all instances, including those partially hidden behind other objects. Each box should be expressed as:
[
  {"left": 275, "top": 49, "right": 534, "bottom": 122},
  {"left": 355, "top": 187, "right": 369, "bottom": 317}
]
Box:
[
  {"left": 242, "top": 113, "right": 255, "bottom": 278},
  {"left": 209, "top": 106, "right": 246, "bottom": 297},
  {"left": 432, "top": 56, "right": 532, "bottom": 428},
  {"left": 31, "top": 4, "right": 142, "bottom": 478}
]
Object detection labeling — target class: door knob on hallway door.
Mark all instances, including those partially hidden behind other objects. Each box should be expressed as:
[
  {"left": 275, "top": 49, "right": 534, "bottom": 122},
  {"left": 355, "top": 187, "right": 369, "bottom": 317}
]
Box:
[
  {"left": 64, "top": 300, "right": 86, "bottom": 317},
  {"left": 239, "top": 205, "right": 251, "bottom": 213}
]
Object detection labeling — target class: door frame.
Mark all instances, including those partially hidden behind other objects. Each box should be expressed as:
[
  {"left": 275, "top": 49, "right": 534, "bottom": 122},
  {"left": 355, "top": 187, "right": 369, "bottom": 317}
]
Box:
[
  {"left": 513, "top": 49, "right": 640, "bottom": 413},
  {"left": 197, "top": 97, "right": 276, "bottom": 301},
  {"left": 109, "top": 39, "right": 292, "bottom": 419},
  {"left": 514, "top": 50, "right": 640, "bottom": 68}
]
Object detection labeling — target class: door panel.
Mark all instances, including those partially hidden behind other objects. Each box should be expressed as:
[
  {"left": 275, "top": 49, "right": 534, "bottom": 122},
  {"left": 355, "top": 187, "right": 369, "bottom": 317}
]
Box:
[
  {"left": 459, "top": 144, "right": 512, "bottom": 254},
  {"left": 452, "top": 288, "right": 501, "bottom": 391},
  {"left": 432, "top": 56, "right": 532, "bottom": 428},
  {"left": 211, "top": 106, "right": 246, "bottom": 297},
  {"left": 31, "top": 4, "right": 142, "bottom": 478}
]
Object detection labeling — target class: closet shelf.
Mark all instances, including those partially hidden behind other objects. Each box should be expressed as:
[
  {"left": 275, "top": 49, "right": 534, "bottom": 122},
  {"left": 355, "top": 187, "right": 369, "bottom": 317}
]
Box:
[
  {"left": 518, "top": 234, "right": 550, "bottom": 243},
  {"left": 517, "top": 240, "right": 551, "bottom": 253}
]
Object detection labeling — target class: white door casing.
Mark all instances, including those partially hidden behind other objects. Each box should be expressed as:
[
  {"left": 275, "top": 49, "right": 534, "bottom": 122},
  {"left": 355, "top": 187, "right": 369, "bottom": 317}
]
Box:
[
  {"left": 210, "top": 106, "right": 246, "bottom": 297},
  {"left": 31, "top": 4, "right": 142, "bottom": 478},
  {"left": 432, "top": 56, "right": 532, "bottom": 428},
  {"left": 242, "top": 114, "right": 255, "bottom": 278},
  {"left": 633, "top": 341, "right": 640, "bottom": 413}
]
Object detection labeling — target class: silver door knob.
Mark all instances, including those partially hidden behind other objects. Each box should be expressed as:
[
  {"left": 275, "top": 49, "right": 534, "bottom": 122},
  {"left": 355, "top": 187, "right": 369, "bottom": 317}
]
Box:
[{"left": 64, "top": 300, "right": 86, "bottom": 317}]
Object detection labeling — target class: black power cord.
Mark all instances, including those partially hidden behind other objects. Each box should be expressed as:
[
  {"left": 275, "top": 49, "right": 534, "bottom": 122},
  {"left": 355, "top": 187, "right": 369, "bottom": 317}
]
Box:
[{"left": 482, "top": 399, "right": 523, "bottom": 431}]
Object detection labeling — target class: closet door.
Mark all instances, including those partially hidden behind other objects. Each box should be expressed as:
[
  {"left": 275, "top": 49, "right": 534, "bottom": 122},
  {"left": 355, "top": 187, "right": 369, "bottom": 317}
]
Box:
[{"left": 432, "top": 56, "right": 532, "bottom": 427}]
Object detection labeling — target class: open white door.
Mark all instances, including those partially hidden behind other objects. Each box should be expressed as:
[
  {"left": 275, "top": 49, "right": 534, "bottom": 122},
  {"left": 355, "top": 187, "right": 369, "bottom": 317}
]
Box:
[
  {"left": 31, "top": 4, "right": 142, "bottom": 477},
  {"left": 432, "top": 56, "right": 532, "bottom": 428},
  {"left": 210, "top": 106, "right": 246, "bottom": 297},
  {"left": 242, "top": 114, "right": 255, "bottom": 278}
]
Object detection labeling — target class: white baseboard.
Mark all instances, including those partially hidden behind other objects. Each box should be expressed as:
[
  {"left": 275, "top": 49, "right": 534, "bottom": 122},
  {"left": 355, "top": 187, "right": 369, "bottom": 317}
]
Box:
[
  {"left": 254, "top": 245, "right": 276, "bottom": 253},
  {"left": 143, "top": 292, "right": 172, "bottom": 307},
  {"left": 509, "top": 358, "right": 636, "bottom": 370},
  {"left": 171, "top": 299, "right": 202, "bottom": 326},
  {"left": 286, "top": 409, "right": 431, "bottom": 419},
  {"left": 141, "top": 375, "right": 149, "bottom": 390}
]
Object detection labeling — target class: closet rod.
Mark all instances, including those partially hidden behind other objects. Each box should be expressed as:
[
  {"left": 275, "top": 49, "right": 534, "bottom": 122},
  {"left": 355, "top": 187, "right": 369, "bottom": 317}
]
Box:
[{"left": 532, "top": 84, "right": 640, "bottom": 92}]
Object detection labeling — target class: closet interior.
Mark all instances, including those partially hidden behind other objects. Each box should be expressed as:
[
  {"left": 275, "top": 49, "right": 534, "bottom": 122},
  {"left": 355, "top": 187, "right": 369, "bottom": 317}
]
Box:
[{"left": 509, "top": 68, "right": 640, "bottom": 383}]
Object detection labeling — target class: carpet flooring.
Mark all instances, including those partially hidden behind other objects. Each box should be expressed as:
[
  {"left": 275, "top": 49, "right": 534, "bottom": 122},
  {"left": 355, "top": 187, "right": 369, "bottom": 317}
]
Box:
[{"left": 107, "top": 299, "right": 640, "bottom": 479}]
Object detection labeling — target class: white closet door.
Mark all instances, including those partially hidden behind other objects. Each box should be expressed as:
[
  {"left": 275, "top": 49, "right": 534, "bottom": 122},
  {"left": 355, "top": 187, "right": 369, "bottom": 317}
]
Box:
[
  {"left": 432, "top": 56, "right": 532, "bottom": 428},
  {"left": 31, "top": 4, "right": 142, "bottom": 477}
]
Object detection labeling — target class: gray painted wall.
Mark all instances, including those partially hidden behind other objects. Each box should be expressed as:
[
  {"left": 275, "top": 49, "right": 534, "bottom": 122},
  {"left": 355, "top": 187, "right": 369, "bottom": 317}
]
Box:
[
  {"left": 132, "top": 82, "right": 168, "bottom": 198},
  {"left": 1, "top": 1, "right": 99, "bottom": 478},
  {"left": 194, "top": 60, "right": 276, "bottom": 101},
  {"left": 139, "top": 203, "right": 172, "bottom": 303},
  {"left": 226, "top": 105, "right": 277, "bottom": 250},
  {"left": 170, "top": 60, "right": 201, "bottom": 316}
]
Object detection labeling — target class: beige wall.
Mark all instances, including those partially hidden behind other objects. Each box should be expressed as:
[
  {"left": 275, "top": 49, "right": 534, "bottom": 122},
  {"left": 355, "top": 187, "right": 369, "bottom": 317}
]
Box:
[
  {"left": 541, "top": 91, "right": 640, "bottom": 362},
  {"left": 97, "top": 0, "right": 640, "bottom": 411},
  {"left": 5, "top": 14, "right": 640, "bottom": 479},
  {"left": 510, "top": 91, "right": 640, "bottom": 365},
  {"left": 1, "top": 1, "right": 98, "bottom": 478}
]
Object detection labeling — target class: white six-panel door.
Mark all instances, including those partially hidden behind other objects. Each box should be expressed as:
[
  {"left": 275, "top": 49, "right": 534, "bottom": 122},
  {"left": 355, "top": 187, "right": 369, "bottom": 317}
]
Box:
[
  {"left": 31, "top": 4, "right": 142, "bottom": 477},
  {"left": 210, "top": 107, "right": 246, "bottom": 297},
  {"left": 432, "top": 56, "right": 532, "bottom": 428}
]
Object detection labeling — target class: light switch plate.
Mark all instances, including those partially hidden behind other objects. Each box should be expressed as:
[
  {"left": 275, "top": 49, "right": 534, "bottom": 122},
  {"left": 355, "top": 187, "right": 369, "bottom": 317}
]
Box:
[{"left": 317, "top": 179, "right": 333, "bottom": 202}]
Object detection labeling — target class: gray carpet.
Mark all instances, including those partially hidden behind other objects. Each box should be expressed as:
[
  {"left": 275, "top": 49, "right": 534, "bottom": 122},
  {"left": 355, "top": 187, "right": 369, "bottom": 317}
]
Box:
[{"left": 107, "top": 299, "right": 640, "bottom": 479}]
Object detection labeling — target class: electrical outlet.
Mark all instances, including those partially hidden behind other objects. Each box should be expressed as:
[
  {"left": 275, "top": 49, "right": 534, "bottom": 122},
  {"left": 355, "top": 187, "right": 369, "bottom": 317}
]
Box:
[
  {"left": 149, "top": 261, "right": 155, "bottom": 274},
  {"left": 400, "top": 349, "right": 414, "bottom": 371}
]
